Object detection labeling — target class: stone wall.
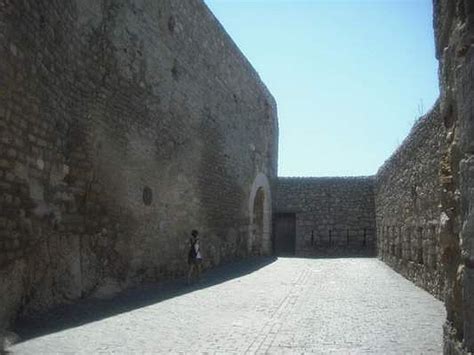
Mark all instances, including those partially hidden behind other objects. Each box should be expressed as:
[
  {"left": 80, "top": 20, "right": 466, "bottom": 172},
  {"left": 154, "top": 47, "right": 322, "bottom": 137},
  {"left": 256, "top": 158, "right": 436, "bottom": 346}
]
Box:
[
  {"left": 0, "top": 0, "right": 277, "bottom": 328},
  {"left": 273, "top": 177, "right": 376, "bottom": 256},
  {"left": 433, "top": 0, "right": 474, "bottom": 353},
  {"left": 375, "top": 1, "right": 474, "bottom": 352},
  {"left": 375, "top": 101, "right": 446, "bottom": 299}
]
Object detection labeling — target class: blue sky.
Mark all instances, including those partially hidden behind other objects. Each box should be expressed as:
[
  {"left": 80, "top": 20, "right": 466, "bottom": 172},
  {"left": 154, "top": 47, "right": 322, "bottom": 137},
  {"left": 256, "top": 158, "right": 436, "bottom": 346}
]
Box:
[{"left": 205, "top": 0, "right": 439, "bottom": 177}]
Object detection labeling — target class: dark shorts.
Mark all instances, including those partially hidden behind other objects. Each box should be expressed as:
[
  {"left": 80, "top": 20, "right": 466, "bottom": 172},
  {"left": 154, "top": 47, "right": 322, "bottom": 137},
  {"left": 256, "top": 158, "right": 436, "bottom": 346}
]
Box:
[{"left": 188, "top": 257, "right": 202, "bottom": 266}]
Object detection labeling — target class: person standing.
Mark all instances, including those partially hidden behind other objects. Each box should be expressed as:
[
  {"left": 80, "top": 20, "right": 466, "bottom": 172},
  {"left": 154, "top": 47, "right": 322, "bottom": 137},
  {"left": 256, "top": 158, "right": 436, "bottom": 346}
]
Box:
[{"left": 187, "top": 230, "right": 202, "bottom": 284}]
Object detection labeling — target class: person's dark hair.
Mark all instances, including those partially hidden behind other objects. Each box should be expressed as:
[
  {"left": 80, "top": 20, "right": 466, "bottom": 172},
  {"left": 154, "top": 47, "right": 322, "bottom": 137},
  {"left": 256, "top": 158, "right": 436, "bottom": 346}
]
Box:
[{"left": 191, "top": 229, "right": 199, "bottom": 237}]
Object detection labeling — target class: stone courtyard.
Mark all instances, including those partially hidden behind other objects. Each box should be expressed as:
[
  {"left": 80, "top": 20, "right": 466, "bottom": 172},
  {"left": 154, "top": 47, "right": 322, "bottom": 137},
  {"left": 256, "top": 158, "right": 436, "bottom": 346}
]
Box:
[
  {"left": 11, "top": 258, "right": 445, "bottom": 354},
  {"left": 1, "top": 0, "right": 473, "bottom": 353}
]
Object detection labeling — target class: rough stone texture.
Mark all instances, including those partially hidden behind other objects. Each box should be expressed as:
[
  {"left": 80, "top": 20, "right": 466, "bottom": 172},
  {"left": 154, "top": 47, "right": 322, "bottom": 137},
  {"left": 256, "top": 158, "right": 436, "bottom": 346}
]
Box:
[
  {"left": 1, "top": 0, "right": 473, "bottom": 353},
  {"left": 375, "top": 101, "right": 447, "bottom": 300},
  {"left": 433, "top": 0, "right": 474, "bottom": 353},
  {"left": 0, "top": 0, "right": 277, "bottom": 330},
  {"left": 10, "top": 258, "right": 445, "bottom": 354},
  {"left": 376, "top": 1, "right": 474, "bottom": 353},
  {"left": 274, "top": 177, "right": 376, "bottom": 256}
]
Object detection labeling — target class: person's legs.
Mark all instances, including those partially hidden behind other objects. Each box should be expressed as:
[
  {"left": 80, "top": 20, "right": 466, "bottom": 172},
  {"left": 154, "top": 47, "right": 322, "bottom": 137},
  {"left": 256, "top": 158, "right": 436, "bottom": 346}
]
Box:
[
  {"left": 187, "top": 262, "right": 196, "bottom": 284},
  {"left": 196, "top": 259, "right": 202, "bottom": 281}
]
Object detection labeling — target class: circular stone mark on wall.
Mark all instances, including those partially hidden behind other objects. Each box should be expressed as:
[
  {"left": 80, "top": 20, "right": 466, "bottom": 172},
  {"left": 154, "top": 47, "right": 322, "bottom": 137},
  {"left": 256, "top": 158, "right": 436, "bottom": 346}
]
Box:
[
  {"left": 171, "top": 59, "right": 179, "bottom": 81},
  {"left": 143, "top": 186, "right": 153, "bottom": 206},
  {"left": 168, "top": 16, "right": 176, "bottom": 33}
]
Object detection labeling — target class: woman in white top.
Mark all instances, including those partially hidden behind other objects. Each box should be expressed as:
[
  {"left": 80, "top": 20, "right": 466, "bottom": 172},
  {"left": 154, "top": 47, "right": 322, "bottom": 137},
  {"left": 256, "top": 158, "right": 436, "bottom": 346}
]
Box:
[{"left": 187, "top": 230, "right": 202, "bottom": 284}]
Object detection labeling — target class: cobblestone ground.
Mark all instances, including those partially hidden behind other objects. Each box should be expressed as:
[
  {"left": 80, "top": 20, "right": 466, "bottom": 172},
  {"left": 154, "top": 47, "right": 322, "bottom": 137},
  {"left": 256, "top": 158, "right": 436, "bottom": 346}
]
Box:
[{"left": 11, "top": 258, "right": 445, "bottom": 354}]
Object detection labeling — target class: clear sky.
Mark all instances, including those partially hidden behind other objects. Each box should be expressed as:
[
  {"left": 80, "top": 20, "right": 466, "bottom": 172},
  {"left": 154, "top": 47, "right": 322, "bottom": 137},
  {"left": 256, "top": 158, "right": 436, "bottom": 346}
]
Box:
[{"left": 204, "top": 0, "right": 439, "bottom": 177}]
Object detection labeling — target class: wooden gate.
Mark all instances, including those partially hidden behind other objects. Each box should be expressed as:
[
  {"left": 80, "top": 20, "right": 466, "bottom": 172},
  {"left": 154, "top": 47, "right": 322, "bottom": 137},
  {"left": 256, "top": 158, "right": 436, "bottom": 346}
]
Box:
[{"left": 273, "top": 213, "right": 296, "bottom": 256}]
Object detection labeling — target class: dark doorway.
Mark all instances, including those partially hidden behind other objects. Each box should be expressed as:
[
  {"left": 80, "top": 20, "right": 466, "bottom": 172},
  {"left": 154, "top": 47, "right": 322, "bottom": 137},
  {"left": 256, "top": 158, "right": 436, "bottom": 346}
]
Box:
[
  {"left": 252, "top": 187, "right": 265, "bottom": 254},
  {"left": 273, "top": 213, "right": 296, "bottom": 256}
]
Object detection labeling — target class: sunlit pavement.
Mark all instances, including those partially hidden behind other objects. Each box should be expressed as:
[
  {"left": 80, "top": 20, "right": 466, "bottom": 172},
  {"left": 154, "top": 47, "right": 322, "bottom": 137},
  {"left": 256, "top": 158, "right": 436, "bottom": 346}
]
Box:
[{"left": 11, "top": 257, "right": 445, "bottom": 354}]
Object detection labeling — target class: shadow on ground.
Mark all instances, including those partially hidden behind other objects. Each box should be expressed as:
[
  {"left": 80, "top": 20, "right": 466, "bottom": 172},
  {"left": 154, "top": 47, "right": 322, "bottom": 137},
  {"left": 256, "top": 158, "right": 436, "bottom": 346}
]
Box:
[
  {"left": 13, "top": 256, "right": 277, "bottom": 344},
  {"left": 278, "top": 252, "right": 376, "bottom": 259}
]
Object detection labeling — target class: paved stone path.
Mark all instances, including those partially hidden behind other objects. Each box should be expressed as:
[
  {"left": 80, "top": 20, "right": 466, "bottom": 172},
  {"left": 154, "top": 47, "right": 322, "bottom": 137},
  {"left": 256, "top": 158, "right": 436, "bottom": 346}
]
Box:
[{"left": 11, "top": 258, "right": 445, "bottom": 354}]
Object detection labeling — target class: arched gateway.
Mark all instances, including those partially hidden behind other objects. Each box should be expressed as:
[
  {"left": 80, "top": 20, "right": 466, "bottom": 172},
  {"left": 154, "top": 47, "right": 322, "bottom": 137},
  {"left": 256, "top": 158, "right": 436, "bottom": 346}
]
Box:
[{"left": 248, "top": 173, "right": 272, "bottom": 255}]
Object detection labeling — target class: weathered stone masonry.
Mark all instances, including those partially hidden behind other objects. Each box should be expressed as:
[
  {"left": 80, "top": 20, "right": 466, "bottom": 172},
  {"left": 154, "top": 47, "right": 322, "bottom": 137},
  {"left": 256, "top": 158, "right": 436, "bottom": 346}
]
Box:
[
  {"left": 375, "top": 1, "right": 474, "bottom": 353},
  {"left": 375, "top": 101, "right": 446, "bottom": 299},
  {"left": 434, "top": 1, "right": 474, "bottom": 353},
  {"left": 273, "top": 177, "right": 375, "bottom": 256},
  {"left": 0, "top": 0, "right": 473, "bottom": 354},
  {"left": 0, "top": 0, "right": 277, "bottom": 328}
]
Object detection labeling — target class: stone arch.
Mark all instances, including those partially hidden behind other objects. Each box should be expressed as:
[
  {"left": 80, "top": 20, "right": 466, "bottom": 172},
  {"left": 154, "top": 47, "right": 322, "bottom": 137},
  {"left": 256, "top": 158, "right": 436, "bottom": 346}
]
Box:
[{"left": 248, "top": 173, "right": 272, "bottom": 255}]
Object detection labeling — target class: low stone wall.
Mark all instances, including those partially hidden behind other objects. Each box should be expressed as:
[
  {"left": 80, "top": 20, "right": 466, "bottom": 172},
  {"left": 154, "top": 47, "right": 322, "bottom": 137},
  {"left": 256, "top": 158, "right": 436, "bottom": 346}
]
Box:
[
  {"left": 273, "top": 177, "right": 376, "bottom": 256},
  {"left": 375, "top": 101, "right": 446, "bottom": 299}
]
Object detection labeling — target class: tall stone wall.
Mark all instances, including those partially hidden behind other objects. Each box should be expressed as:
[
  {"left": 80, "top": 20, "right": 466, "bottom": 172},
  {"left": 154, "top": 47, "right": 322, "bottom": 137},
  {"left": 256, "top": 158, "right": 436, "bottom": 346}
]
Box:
[
  {"left": 376, "top": 1, "right": 474, "bottom": 352},
  {"left": 0, "top": 0, "right": 278, "bottom": 328},
  {"left": 374, "top": 101, "right": 446, "bottom": 299},
  {"left": 273, "top": 177, "right": 376, "bottom": 256},
  {"left": 433, "top": 0, "right": 474, "bottom": 353}
]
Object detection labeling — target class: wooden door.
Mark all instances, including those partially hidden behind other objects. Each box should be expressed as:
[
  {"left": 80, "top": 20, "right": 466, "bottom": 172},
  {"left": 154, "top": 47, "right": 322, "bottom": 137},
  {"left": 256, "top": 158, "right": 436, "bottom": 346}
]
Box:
[{"left": 273, "top": 213, "right": 296, "bottom": 256}]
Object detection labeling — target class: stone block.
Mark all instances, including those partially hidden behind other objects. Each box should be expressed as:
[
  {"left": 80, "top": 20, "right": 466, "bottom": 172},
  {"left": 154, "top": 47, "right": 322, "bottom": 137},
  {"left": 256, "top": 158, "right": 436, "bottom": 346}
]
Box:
[
  {"left": 6, "top": 149, "right": 16, "bottom": 159},
  {"left": 464, "top": 268, "right": 474, "bottom": 352}
]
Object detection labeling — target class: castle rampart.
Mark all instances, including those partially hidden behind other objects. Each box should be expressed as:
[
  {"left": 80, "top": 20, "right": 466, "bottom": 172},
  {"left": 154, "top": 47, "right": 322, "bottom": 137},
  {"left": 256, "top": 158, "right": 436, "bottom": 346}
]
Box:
[
  {"left": 375, "top": 101, "right": 446, "bottom": 299},
  {"left": 0, "top": 1, "right": 472, "bottom": 353},
  {"left": 0, "top": 0, "right": 277, "bottom": 327}
]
